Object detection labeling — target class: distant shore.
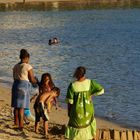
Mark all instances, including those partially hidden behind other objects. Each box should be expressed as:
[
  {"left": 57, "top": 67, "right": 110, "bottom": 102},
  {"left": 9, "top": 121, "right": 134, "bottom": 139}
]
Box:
[
  {"left": 1, "top": 0, "right": 82, "bottom": 3},
  {"left": 0, "top": 0, "right": 105, "bottom": 4},
  {"left": 0, "top": 0, "right": 140, "bottom": 11},
  {"left": 0, "top": 0, "right": 139, "bottom": 4}
]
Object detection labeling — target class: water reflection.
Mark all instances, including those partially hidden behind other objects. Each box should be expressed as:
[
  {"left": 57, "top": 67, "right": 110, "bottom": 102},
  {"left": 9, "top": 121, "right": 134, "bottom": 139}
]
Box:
[
  {"left": 0, "top": 0, "right": 140, "bottom": 11},
  {"left": 0, "top": 12, "right": 63, "bottom": 30}
]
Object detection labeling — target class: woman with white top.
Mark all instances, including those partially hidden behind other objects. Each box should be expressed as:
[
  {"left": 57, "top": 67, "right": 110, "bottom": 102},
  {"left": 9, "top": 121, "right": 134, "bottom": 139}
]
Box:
[{"left": 11, "top": 49, "right": 37, "bottom": 130}]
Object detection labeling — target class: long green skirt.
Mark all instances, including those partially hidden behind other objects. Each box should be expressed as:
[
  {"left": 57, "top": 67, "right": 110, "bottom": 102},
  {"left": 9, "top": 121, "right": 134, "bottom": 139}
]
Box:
[{"left": 65, "top": 118, "right": 96, "bottom": 140}]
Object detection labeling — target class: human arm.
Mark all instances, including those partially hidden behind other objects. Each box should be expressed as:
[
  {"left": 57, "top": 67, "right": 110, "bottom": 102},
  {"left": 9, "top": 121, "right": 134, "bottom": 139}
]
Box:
[
  {"left": 94, "top": 88, "right": 104, "bottom": 96},
  {"left": 28, "top": 69, "right": 38, "bottom": 84},
  {"left": 90, "top": 80, "right": 104, "bottom": 96},
  {"left": 66, "top": 83, "right": 74, "bottom": 117}
]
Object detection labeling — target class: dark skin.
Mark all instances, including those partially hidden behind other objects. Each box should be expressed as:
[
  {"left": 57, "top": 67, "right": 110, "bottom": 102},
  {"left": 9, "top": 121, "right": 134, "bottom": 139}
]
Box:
[{"left": 14, "top": 56, "right": 37, "bottom": 129}]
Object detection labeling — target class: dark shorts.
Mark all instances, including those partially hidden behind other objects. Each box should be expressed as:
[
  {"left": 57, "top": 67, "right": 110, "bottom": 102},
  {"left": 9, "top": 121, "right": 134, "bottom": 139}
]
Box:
[{"left": 34, "top": 102, "right": 49, "bottom": 122}]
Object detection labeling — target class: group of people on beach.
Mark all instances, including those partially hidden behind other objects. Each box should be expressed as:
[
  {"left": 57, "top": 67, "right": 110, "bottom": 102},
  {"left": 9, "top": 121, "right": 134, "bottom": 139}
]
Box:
[{"left": 11, "top": 49, "right": 104, "bottom": 140}]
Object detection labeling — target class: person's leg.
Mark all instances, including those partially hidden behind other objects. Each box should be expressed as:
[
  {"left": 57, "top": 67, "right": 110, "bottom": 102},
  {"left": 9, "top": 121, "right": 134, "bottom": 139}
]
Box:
[
  {"left": 19, "top": 108, "right": 24, "bottom": 130},
  {"left": 34, "top": 107, "right": 40, "bottom": 133},
  {"left": 44, "top": 121, "right": 48, "bottom": 136},
  {"left": 35, "top": 121, "right": 39, "bottom": 133},
  {"left": 14, "top": 108, "right": 19, "bottom": 126}
]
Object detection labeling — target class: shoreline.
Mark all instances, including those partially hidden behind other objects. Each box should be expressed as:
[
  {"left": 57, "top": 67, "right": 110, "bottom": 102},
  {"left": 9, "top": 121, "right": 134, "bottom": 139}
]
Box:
[
  {"left": 0, "top": 83, "right": 134, "bottom": 139},
  {"left": 0, "top": 83, "right": 135, "bottom": 130}
]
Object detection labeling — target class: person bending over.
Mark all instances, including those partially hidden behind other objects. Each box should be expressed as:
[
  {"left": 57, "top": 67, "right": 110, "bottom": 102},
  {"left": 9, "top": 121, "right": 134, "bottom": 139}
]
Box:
[{"left": 34, "top": 87, "right": 60, "bottom": 137}]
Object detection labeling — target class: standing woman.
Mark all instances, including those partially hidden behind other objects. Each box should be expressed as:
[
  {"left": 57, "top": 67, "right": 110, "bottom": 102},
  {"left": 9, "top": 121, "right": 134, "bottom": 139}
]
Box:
[
  {"left": 65, "top": 66, "right": 104, "bottom": 140},
  {"left": 11, "top": 49, "right": 37, "bottom": 130}
]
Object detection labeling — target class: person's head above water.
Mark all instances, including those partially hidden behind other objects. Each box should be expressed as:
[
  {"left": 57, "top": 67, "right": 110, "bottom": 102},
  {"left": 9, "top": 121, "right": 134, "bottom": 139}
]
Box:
[
  {"left": 48, "top": 39, "right": 52, "bottom": 45},
  {"left": 48, "top": 38, "right": 59, "bottom": 45}
]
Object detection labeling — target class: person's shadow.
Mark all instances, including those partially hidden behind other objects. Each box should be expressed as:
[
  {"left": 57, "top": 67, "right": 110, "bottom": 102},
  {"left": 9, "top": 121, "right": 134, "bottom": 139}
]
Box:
[{"left": 49, "top": 123, "right": 66, "bottom": 135}]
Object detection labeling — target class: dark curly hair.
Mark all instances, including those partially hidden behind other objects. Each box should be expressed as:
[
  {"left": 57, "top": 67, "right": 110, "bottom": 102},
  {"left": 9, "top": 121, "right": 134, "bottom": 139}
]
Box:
[
  {"left": 39, "top": 73, "right": 55, "bottom": 93},
  {"left": 73, "top": 66, "right": 86, "bottom": 80},
  {"left": 19, "top": 49, "right": 30, "bottom": 59}
]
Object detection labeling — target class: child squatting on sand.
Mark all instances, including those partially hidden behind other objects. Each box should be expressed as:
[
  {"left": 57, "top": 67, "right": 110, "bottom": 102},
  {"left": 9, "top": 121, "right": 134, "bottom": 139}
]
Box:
[{"left": 34, "top": 87, "right": 60, "bottom": 137}]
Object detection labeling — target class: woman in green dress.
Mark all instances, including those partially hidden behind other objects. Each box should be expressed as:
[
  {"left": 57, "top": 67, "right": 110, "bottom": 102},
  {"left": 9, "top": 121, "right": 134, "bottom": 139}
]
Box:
[{"left": 65, "top": 66, "right": 104, "bottom": 140}]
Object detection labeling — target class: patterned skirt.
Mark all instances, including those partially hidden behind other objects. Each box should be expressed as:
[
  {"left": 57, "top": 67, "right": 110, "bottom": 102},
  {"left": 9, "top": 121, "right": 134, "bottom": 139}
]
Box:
[{"left": 65, "top": 118, "right": 96, "bottom": 140}]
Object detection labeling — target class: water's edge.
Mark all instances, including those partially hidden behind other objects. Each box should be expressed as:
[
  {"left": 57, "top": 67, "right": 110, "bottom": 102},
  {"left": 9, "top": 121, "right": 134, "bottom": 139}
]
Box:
[{"left": 0, "top": 80, "right": 138, "bottom": 130}]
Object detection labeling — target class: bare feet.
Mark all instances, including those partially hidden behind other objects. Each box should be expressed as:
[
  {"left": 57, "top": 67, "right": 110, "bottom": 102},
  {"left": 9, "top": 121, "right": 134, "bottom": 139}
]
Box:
[
  {"left": 35, "top": 130, "right": 39, "bottom": 134},
  {"left": 44, "top": 134, "right": 50, "bottom": 139},
  {"left": 19, "top": 127, "right": 23, "bottom": 131}
]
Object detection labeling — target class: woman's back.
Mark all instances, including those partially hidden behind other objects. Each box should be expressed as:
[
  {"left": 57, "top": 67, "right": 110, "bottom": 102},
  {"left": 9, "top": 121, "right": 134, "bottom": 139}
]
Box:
[
  {"left": 13, "top": 63, "right": 32, "bottom": 81},
  {"left": 65, "top": 66, "right": 104, "bottom": 140}
]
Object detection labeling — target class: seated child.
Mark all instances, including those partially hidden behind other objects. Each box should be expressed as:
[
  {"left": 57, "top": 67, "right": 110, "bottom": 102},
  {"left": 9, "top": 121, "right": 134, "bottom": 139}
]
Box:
[{"left": 34, "top": 87, "right": 60, "bottom": 136}]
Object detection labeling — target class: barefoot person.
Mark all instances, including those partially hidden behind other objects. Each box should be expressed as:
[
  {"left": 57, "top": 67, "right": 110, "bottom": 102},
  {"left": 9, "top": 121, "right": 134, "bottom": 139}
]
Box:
[
  {"left": 34, "top": 84, "right": 60, "bottom": 137},
  {"left": 65, "top": 66, "right": 104, "bottom": 140},
  {"left": 11, "top": 49, "right": 37, "bottom": 130},
  {"left": 33, "top": 72, "right": 58, "bottom": 136}
]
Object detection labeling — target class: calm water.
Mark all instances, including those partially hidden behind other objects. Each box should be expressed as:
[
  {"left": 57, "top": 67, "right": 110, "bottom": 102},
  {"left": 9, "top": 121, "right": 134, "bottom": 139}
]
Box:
[{"left": 0, "top": 9, "right": 140, "bottom": 129}]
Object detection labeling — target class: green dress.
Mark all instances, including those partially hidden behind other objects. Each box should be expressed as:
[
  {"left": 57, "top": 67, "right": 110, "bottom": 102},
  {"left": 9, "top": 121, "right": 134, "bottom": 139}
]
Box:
[{"left": 65, "top": 79, "right": 104, "bottom": 140}]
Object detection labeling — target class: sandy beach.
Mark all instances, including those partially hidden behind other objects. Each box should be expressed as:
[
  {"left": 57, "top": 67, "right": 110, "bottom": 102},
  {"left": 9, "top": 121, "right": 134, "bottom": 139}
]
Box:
[
  {"left": 0, "top": 0, "right": 127, "bottom": 3},
  {"left": 0, "top": 0, "right": 79, "bottom": 3},
  {"left": 0, "top": 84, "right": 131, "bottom": 140}
]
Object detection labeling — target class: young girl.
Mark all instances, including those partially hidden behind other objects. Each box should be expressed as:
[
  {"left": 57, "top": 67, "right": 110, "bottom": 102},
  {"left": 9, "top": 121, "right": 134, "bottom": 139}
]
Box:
[
  {"left": 34, "top": 73, "right": 59, "bottom": 136},
  {"left": 38, "top": 73, "right": 59, "bottom": 112},
  {"left": 34, "top": 87, "right": 60, "bottom": 137},
  {"left": 39, "top": 73, "right": 55, "bottom": 93}
]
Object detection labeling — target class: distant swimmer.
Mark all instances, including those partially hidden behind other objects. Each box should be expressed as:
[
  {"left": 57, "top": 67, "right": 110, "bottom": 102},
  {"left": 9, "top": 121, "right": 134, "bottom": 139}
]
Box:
[{"left": 48, "top": 37, "right": 59, "bottom": 45}]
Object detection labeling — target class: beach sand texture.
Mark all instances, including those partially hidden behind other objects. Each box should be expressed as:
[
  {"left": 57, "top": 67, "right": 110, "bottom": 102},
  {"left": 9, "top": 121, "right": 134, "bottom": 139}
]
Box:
[
  {"left": 0, "top": 0, "right": 130, "bottom": 4},
  {"left": 0, "top": 0, "right": 80, "bottom": 3},
  {"left": 1, "top": 84, "right": 138, "bottom": 140}
]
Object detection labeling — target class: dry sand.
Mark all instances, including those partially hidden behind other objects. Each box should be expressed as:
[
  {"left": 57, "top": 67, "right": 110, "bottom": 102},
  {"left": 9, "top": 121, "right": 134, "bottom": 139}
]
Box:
[
  {"left": 0, "top": 84, "right": 129, "bottom": 140},
  {"left": 0, "top": 0, "right": 79, "bottom": 3}
]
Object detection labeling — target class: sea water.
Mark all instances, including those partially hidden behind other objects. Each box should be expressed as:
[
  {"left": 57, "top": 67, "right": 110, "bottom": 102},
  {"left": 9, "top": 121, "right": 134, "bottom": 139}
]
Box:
[{"left": 0, "top": 8, "right": 140, "bottom": 129}]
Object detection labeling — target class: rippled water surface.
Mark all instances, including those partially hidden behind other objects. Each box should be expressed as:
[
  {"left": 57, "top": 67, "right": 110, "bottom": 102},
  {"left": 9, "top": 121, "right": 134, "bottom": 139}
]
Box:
[{"left": 0, "top": 9, "right": 140, "bottom": 128}]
